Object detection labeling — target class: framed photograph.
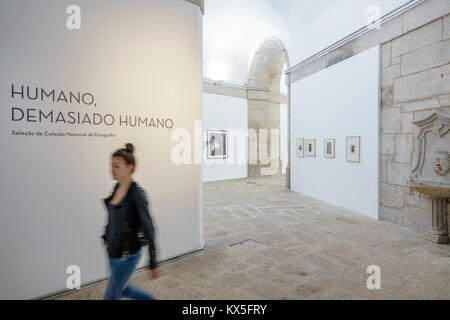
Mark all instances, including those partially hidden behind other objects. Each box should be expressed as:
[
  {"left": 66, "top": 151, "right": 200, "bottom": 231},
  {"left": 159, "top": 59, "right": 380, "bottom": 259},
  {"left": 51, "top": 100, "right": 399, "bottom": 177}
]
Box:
[
  {"left": 207, "top": 130, "right": 228, "bottom": 159},
  {"left": 296, "top": 138, "right": 304, "bottom": 158},
  {"left": 305, "top": 139, "right": 316, "bottom": 157},
  {"left": 346, "top": 136, "right": 361, "bottom": 163},
  {"left": 324, "top": 138, "right": 335, "bottom": 158}
]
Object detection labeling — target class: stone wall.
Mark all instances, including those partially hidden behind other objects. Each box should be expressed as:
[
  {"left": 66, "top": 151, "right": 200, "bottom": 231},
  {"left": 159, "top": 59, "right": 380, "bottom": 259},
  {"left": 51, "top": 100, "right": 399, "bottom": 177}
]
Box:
[
  {"left": 380, "top": 13, "right": 450, "bottom": 233},
  {"left": 203, "top": 79, "right": 288, "bottom": 104}
]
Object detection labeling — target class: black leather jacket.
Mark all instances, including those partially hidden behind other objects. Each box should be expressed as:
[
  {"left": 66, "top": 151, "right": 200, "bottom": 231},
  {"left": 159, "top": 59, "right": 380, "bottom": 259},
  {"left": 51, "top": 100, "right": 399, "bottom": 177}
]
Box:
[{"left": 101, "top": 180, "right": 157, "bottom": 270}]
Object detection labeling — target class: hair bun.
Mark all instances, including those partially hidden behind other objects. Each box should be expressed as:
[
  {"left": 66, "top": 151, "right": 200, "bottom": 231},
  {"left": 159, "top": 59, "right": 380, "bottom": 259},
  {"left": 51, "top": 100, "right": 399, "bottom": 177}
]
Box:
[{"left": 125, "top": 143, "right": 134, "bottom": 154}]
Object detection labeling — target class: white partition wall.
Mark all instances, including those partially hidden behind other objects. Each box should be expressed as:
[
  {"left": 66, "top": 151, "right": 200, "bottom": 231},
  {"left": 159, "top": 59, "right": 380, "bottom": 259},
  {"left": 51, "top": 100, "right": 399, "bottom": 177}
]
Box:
[
  {"left": 280, "top": 104, "right": 288, "bottom": 175},
  {"left": 203, "top": 93, "right": 248, "bottom": 182},
  {"left": 290, "top": 46, "right": 380, "bottom": 220},
  {"left": 0, "top": 0, "right": 202, "bottom": 299}
]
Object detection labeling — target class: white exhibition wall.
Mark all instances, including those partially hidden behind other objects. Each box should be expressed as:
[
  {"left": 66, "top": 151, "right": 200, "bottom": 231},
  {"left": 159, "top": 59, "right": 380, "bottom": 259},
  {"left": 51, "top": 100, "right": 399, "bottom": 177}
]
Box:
[
  {"left": 290, "top": 46, "right": 380, "bottom": 220},
  {"left": 0, "top": 0, "right": 203, "bottom": 299},
  {"left": 280, "top": 104, "right": 288, "bottom": 175},
  {"left": 203, "top": 93, "right": 248, "bottom": 182}
]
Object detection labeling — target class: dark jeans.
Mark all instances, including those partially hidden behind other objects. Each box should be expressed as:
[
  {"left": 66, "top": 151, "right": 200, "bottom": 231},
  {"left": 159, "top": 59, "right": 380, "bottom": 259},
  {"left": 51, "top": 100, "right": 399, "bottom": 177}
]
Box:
[{"left": 104, "top": 248, "right": 154, "bottom": 300}]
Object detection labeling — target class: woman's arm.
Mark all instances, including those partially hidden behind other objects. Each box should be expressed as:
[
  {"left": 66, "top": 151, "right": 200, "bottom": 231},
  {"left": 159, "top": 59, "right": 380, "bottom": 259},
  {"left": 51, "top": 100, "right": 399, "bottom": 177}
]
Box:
[
  {"left": 101, "top": 199, "right": 111, "bottom": 247},
  {"left": 133, "top": 186, "right": 157, "bottom": 270}
]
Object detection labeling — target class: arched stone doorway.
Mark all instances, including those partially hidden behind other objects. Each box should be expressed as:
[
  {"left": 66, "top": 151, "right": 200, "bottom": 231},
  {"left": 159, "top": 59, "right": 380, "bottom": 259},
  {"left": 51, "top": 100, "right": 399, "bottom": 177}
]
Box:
[{"left": 247, "top": 37, "right": 289, "bottom": 178}]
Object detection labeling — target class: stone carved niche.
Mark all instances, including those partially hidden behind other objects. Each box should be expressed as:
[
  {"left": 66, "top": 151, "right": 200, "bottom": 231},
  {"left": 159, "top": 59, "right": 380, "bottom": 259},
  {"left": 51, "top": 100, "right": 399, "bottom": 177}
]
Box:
[{"left": 410, "top": 109, "right": 450, "bottom": 244}]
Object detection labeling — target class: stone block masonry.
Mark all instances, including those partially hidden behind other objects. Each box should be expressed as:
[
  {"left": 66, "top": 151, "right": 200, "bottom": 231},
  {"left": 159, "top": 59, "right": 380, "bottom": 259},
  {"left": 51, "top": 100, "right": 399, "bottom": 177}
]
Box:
[{"left": 380, "top": 10, "right": 450, "bottom": 233}]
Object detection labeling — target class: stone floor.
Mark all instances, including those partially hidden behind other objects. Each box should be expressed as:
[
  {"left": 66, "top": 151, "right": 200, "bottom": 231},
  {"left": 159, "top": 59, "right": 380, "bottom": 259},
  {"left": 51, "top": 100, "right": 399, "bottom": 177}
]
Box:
[{"left": 53, "top": 175, "right": 450, "bottom": 300}]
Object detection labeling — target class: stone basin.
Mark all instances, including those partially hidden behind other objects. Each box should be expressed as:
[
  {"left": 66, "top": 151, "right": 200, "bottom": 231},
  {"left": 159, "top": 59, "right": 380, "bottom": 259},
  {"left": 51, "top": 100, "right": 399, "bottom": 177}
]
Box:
[{"left": 410, "top": 182, "right": 450, "bottom": 198}]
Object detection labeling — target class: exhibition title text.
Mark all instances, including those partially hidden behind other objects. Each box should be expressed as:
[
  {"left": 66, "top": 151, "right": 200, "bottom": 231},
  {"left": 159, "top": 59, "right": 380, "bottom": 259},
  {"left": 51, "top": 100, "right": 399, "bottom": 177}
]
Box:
[{"left": 9, "top": 84, "right": 174, "bottom": 129}]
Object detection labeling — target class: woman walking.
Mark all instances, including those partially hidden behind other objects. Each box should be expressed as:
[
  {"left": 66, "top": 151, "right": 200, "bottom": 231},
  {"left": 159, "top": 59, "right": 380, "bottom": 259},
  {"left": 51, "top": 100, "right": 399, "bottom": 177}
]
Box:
[{"left": 102, "top": 143, "right": 159, "bottom": 300}]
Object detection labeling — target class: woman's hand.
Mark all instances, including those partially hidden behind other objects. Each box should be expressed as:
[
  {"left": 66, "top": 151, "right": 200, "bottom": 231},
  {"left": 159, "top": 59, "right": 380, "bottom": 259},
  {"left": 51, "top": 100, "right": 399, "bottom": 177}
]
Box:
[{"left": 148, "top": 268, "right": 159, "bottom": 280}]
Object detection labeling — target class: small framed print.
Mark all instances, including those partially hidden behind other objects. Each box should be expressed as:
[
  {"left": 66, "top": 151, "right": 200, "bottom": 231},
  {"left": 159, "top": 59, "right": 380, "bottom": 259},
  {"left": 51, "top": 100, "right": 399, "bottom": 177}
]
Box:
[
  {"left": 346, "top": 136, "right": 361, "bottom": 163},
  {"left": 207, "top": 130, "right": 228, "bottom": 159},
  {"left": 324, "top": 138, "right": 335, "bottom": 158},
  {"left": 297, "top": 138, "right": 304, "bottom": 158},
  {"left": 305, "top": 139, "right": 316, "bottom": 157}
]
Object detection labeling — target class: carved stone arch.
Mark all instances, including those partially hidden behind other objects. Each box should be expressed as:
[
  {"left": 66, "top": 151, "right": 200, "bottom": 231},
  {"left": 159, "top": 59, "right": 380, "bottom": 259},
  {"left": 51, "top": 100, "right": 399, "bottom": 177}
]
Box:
[
  {"left": 247, "top": 37, "right": 289, "bottom": 177},
  {"left": 248, "top": 37, "right": 290, "bottom": 90}
]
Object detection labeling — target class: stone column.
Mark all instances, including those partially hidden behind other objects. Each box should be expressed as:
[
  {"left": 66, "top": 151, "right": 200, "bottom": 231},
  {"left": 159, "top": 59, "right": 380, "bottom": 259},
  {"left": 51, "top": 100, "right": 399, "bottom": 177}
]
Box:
[
  {"left": 426, "top": 198, "right": 449, "bottom": 244},
  {"left": 248, "top": 94, "right": 282, "bottom": 177}
]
